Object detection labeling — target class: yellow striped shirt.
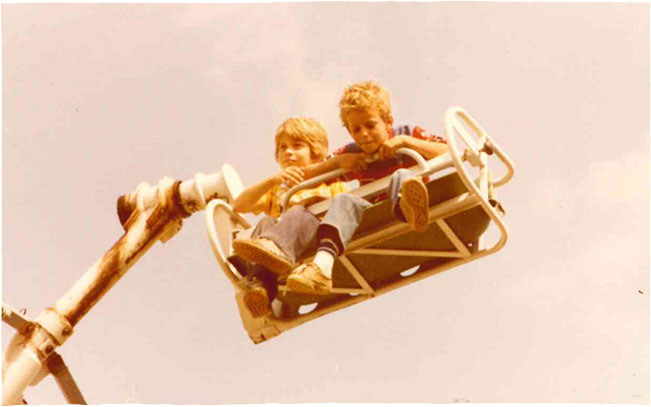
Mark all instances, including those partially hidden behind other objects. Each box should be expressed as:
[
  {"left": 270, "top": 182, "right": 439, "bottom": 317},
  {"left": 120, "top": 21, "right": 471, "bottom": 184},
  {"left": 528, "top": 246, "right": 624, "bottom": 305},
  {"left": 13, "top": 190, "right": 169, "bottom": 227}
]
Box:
[{"left": 254, "top": 182, "right": 350, "bottom": 218}]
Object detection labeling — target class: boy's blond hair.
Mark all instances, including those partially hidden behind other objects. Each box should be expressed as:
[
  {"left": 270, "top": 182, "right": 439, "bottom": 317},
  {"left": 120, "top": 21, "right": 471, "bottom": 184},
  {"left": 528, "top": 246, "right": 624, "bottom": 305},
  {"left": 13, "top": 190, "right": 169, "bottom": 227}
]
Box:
[
  {"left": 274, "top": 117, "right": 328, "bottom": 162},
  {"left": 339, "top": 80, "right": 393, "bottom": 129}
]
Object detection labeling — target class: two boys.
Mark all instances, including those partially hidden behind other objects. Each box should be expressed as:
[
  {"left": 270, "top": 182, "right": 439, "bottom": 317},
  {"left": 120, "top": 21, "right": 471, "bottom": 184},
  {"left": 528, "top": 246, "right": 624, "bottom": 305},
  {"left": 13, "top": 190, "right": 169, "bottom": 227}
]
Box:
[{"left": 233, "top": 80, "right": 447, "bottom": 315}]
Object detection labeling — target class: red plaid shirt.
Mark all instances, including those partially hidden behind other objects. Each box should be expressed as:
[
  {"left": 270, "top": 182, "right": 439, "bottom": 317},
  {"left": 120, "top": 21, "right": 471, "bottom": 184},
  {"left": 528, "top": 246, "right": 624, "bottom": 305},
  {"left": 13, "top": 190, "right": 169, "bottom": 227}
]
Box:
[{"left": 330, "top": 124, "right": 446, "bottom": 189}]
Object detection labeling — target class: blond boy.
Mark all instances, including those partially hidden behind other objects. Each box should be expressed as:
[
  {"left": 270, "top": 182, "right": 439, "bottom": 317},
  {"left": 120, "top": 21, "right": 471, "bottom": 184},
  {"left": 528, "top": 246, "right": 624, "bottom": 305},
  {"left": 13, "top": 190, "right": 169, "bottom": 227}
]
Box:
[
  {"left": 285, "top": 80, "right": 448, "bottom": 294},
  {"left": 231, "top": 118, "right": 348, "bottom": 317}
]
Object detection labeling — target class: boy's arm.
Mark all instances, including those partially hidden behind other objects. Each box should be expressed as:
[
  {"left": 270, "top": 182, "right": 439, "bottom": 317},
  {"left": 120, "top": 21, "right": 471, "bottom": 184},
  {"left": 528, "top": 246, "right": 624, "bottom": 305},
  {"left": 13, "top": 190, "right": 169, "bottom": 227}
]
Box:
[
  {"left": 300, "top": 158, "right": 340, "bottom": 180},
  {"left": 301, "top": 153, "right": 368, "bottom": 179},
  {"left": 398, "top": 136, "right": 448, "bottom": 159},
  {"left": 380, "top": 131, "right": 447, "bottom": 160},
  {"left": 232, "top": 167, "right": 304, "bottom": 214}
]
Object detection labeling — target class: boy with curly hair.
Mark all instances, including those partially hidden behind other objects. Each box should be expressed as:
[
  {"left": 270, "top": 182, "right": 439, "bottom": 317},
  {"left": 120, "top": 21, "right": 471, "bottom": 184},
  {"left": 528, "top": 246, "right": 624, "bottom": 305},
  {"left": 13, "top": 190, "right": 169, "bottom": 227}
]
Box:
[{"left": 285, "top": 80, "right": 448, "bottom": 294}]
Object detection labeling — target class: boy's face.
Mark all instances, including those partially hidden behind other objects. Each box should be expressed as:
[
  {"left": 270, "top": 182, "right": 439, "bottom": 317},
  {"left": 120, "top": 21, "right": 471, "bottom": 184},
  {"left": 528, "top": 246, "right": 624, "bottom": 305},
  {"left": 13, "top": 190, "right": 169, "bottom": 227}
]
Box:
[
  {"left": 276, "top": 135, "right": 314, "bottom": 169},
  {"left": 345, "top": 108, "right": 393, "bottom": 154}
]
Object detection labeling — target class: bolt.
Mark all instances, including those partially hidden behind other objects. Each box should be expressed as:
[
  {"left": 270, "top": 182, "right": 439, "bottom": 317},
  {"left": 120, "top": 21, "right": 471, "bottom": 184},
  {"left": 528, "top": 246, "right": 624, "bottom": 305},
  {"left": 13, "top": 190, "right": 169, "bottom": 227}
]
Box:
[
  {"left": 45, "top": 345, "right": 54, "bottom": 353},
  {"left": 62, "top": 327, "right": 72, "bottom": 336}
]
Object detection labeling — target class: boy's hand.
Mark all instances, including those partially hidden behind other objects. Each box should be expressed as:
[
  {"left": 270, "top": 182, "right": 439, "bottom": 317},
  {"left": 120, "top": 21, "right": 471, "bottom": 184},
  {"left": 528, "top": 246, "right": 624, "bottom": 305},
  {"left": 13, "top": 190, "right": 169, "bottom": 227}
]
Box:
[
  {"left": 336, "top": 153, "right": 368, "bottom": 172},
  {"left": 276, "top": 167, "right": 305, "bottom": 187},
  {"left": 379, "top": 136, "right": 410, "bottom": 160}
]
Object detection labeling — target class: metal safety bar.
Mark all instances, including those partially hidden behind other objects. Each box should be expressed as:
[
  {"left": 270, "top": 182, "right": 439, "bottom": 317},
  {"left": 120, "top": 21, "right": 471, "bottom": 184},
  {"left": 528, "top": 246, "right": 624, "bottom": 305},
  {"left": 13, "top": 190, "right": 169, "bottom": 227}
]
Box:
[
  {"left": 205, "top": 199, "right": 252, "bottom": 285},
  {"left": 281, "top": 147, "right": 451, "bottom": 215}
]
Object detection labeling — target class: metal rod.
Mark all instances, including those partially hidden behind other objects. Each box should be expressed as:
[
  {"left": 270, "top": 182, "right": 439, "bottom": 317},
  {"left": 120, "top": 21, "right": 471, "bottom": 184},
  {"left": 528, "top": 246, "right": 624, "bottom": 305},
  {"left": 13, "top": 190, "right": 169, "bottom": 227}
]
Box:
[
  {"left": 435, "top": 219, "right": 471, "bottom": 258},
  {"left": 55, "top": 185, "right": 183, "bottom": 327},
  {"left": 205, "top": 199, "right": 251, "bottom": 285},
  {"left": 281, "top": 149, "right": 453, "bottom": 215},
  {"left": 345, "top": 193, "right": 479, "bottom": 253},
  {"left": 338, "top": 255, "right": 375, "bottom": 295},
  {"left": 2, "top": 304, "right": 32, "bottom": 334},
  {"left": 353, "top": 248, "right": 465, "bottom": 258},
  {"left": 46, "top": 353, "right": 86, "bottom": 405}
]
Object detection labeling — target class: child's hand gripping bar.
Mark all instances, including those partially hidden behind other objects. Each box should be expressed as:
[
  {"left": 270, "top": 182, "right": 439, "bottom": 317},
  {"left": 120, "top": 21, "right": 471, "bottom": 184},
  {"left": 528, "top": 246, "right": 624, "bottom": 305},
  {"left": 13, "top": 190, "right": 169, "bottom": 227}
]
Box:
[{"left": 280, "top": 148, "right": 430, "bottom": 215}]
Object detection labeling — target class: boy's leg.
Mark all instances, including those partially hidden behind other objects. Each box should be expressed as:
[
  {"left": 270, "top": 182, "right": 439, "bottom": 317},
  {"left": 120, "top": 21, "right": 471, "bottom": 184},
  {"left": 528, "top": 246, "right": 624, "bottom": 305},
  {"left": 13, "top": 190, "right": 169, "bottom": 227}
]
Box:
[
  {"left": 236, "top": 206, "right": 320, "bottom": 316},
  {"left": 233, "top": 205, "right": 320, "bottom": 275},
  {"left": 287, "top": 194, "right": 371, "bottom": 294},
  {"left": 258, "top": 205, "right": 321, "bottom": 264},
  {"left": 242, "top": 264, "right": 278, "bottom": 318},
  {"left": 388, "top": 168, "right": 413, "bottom": 219},
  {"left": 390, "top": 169, "right": 429, "bottom": 232},
  {"left": 251, "top": 215, "right": 278, "bottom": 237},
  {"left": 317, "top": 194, "right": 371, "bottom": 257}
]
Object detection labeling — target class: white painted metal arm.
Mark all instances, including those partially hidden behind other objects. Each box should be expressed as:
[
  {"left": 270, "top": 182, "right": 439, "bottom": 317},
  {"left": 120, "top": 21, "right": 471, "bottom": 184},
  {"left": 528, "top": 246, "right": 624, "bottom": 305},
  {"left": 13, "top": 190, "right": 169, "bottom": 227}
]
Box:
[{"left": 3, "top": 164, "right": 245, "bottom": 405}]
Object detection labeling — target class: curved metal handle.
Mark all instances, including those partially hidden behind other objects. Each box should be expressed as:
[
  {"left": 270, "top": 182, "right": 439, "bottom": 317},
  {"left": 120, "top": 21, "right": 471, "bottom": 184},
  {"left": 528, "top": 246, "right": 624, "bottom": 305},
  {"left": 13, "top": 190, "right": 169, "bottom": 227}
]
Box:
[
  {"left": 445, "top": 107, "right": 511, "bottom": 255},
  {"left": 394, "top": 147, "right": 428, "bottom": 171},
  {"left": 445, "top": 106, "right": 514, "bottom": 188},
  {"left": 280, "top": 148, "right": 427, "bottom": 214},
  {"left": 204, "top": 199, "right": 251, "bottom": 285}
]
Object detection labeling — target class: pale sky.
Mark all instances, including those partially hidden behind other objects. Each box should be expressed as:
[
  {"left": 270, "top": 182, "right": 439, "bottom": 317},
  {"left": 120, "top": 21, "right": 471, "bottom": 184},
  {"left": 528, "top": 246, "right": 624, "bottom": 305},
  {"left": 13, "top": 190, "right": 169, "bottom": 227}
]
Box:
[{"left": 1, "top": 3, "right": 649, "bottom": 405}]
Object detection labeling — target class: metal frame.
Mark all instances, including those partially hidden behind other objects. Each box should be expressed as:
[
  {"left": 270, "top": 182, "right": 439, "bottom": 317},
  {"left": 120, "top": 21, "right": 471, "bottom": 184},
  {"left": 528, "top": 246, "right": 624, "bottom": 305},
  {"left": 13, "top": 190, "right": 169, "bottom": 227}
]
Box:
[
  {"left": 205, "top": 106, "right": 515, "bottom": 343},
  {"left": 2, "top": 165, "right": 244, "bottom": 405}
]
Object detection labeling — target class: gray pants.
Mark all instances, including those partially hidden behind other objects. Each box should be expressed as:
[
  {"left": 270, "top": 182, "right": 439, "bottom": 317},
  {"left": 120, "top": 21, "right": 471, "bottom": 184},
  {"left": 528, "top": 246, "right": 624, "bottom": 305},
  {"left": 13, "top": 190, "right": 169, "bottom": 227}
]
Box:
[
  {"left": 317, "top": 168, "right": 413, "bottom": 255},
  {"left": 240, "top": 205, "right": 320, "bottom": 299},
  {"left": 252, "top": 205, "right": 321, "bottom": 264}
]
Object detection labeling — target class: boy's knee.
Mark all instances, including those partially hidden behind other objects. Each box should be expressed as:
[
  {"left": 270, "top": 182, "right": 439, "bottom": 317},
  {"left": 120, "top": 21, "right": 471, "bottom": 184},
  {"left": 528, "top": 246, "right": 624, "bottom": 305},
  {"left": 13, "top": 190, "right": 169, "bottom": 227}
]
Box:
[
  {"left": 333, "top": 193, "right": 367, "bottom": 210},
  {"left": 333, "top": 193, "right": 355, "bottom": 203},
  {"left": 253, "top": 215, "right": 277, "bottom": 235}
]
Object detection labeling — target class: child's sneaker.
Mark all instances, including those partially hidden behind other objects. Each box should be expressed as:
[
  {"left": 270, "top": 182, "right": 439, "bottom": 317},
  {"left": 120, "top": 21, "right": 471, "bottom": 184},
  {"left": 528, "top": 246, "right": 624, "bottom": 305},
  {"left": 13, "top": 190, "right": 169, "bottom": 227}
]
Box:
[
  {"left": 243, "top": 279, "right": 272, "bottom": 318},
  {"left": 286, "top": 263, "right": 332, "bottom": 295},
  {"left": 399, "top": 177, "right": 430, "bottom": 233},
  {"left": 232, "top": 238, "right": 293, "bottom": 275}
]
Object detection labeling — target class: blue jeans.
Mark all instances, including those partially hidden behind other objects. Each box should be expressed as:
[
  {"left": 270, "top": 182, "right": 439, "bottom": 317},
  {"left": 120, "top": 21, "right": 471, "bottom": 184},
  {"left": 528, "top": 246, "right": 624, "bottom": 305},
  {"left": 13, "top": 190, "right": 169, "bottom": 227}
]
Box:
[{"left": 317, "top": 168, "right": 414, "bottom": 255}]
